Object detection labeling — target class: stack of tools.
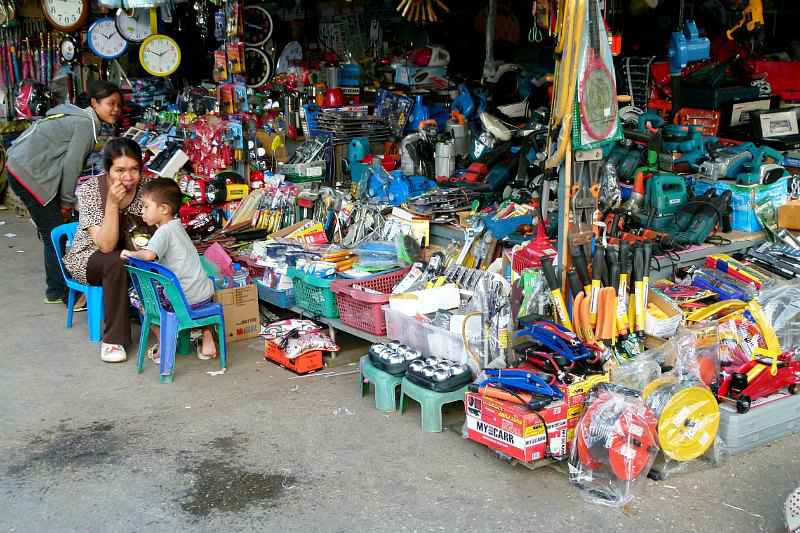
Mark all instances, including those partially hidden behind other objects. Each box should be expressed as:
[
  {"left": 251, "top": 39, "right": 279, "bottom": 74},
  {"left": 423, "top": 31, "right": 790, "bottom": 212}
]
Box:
[{"left": 541, "top": 239, "right": 654, "bottom": 358}]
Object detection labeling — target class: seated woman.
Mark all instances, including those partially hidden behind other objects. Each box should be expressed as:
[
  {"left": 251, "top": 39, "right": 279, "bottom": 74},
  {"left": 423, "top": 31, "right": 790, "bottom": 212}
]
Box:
[{"left": 64, "top": 138, "right": 151, "bottom": 363}]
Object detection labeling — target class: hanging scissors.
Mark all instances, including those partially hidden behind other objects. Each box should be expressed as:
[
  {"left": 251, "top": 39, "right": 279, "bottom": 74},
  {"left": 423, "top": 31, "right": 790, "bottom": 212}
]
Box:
[{"left": 528, "top": 1, "right": 543, "bottom": 42}]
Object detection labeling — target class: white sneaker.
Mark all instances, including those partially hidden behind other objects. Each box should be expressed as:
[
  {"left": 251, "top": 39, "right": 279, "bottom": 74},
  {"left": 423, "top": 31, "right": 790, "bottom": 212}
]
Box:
[
  {"left": 101, "top": 343, "right": 127, "bottom": 363},
  {"left": 787, "top": 486, "right": 800, "bottom": 533}
]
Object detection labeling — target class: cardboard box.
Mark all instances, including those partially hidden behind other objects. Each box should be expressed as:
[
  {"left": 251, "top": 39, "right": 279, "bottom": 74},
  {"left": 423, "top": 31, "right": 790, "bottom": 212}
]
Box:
[
  {"left": 465, "top": 392, "right": 569, "bottom": 463},
  {"left": 214, "top": 285, "right": 260, "bottom": 342},
  {"left": 644, "top": 289, "right": 682, "bottom": 338},
  {"left": 779, "top": 200, "right": 800, "bottom": 230},
  {"left": 556, "top": 373, "right": 609, "bottom": 422}
]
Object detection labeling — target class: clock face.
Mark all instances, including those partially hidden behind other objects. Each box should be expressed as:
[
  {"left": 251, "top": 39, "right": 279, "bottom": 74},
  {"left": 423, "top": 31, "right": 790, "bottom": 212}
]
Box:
[
  {"left": 115, "top": 8, "right": 152, "bottom": 43},
  {"left": 243, "top": 5, "right": 273, "bottom": 47},
  {"left": 88, "top": 18, "right": 128, "bottom": 60},
  {"left": 139, "top": 35, "right": 181, "bottom": 77},
  {"left": 41, "top": 0, "right": 87, "bottom": 32},
  {"left": 60, "top": 38, "right": 77, "bottom": 62},
  {"left": 244, "top": 48, "right": 273, "bottom": 88}
]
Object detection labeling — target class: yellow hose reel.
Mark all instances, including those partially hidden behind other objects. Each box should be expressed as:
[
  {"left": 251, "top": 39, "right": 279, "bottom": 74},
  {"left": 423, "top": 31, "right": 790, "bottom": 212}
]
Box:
[{"left": 643, "top": 376, "right": 720, "bottom": 462}]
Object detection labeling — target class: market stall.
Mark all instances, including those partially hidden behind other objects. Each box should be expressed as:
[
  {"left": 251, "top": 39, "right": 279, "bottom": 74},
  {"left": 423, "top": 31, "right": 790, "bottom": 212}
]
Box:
[{"left": 3, "top": 0, "right": 800, "bottom": 520}]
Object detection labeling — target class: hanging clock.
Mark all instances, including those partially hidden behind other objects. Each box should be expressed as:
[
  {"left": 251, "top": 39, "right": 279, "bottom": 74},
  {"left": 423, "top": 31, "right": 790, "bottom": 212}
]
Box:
[
  {"left": 243, "top": 5, "right": 273, "bottom": 47},
  {"left": 87, "top": 17, "right": 129, "bottom": 60},
  {"left": 115, "top": 8, "right": 152, "bottom": 44},
  {"left": 139, "top": 34, "right": 181, "bottom": 77},
  {"left": 244, "top": 47, "right": 273, "bottom": 88},
  {"left": 59, "top": 35, "right": 80, "bottom": 64},
  {"left": 40, "top": 0, "right": 88, "bottom": 33}
]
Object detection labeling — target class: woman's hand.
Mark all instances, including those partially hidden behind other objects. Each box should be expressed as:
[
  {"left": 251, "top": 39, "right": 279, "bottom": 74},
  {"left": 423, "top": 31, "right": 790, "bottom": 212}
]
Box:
[{"left": 107, "top": 179, "right": 128, "bottom": 208}]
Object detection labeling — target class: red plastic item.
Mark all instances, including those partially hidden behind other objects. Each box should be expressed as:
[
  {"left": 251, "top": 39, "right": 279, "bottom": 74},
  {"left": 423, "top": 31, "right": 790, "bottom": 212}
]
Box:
[
  {"left": 748, "top": 60, "right": 800, "bottom": 101},
  {"left": 323, "top": 88, "right": 344, "bottom": 108},
  {"left": 511, "top": 224, "right": 558, "bottom": 274},
  {"left": 674, "top": 107, "right": 721, "bottom": 136},
  {"left": 331, "top": 268, "right": 410, "bottom": 336},
  {"left": 716, "top": 351, "right": 800, "bottom": 413},
  {"left": 264, "top": 341, "right": 324, "bottom": 374}
]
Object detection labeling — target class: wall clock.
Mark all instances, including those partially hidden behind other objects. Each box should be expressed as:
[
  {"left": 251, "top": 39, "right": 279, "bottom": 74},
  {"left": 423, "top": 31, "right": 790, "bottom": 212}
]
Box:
[
  {"left": 244, "top": 47, "right": 273, "bottom": 88},
  {"left": 243, "top": 5, "right": 273, "bottom": 47},
  {"left": 87, "top": 17, "right": 129, "bottom": 60},
  {"left": 59, "top": 35, "right": 80, "bottom": 64},
  {"left": 139, "top": 34, "right": 181, "bottom": 77},
  {"left": 40, "top": 0, "right": 88, "bottom": 33},
  {"left": 115, "top": 8, "right": 152, "bottom": 44}
]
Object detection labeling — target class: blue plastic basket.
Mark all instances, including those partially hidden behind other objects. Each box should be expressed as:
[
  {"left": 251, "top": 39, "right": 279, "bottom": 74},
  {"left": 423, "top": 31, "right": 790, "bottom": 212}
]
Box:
[{"left": 255, "top": 280, "right": 295, "bottom": 309}]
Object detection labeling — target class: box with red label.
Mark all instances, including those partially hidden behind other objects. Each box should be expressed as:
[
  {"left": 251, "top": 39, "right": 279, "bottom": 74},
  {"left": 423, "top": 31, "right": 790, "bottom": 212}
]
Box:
[
  {"left": 557, "top": 373, "right": 609, "bottom": 422},
  {"left": 464, "top": 392, "right": 569, "bottom": 463}
]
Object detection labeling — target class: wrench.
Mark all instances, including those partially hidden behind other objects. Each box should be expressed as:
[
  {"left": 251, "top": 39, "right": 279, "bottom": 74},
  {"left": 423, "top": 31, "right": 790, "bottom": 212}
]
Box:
[{"left": 455, "top": 220, "right": 485, "bottom": 266}]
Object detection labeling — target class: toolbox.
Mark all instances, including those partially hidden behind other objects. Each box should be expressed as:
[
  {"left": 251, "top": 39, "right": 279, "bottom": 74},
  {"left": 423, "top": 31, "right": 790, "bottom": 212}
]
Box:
[
  {"left": 715, "top": 392, "right": 800, "bottom": 458},
  {"left": 465, "top": 392, "right": 570, "bottom": 463},
  {"left": 264, "top": 341, "right": 324, "bottom": 375}
]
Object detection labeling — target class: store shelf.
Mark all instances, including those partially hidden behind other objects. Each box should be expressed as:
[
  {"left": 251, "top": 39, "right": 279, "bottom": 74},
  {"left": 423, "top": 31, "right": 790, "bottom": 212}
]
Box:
[
  {"left": 257, "top": 294, "right": 389, "bottom": 345},
  {"left": 650, "top": 231, "right": 765, "bottom": 281}
]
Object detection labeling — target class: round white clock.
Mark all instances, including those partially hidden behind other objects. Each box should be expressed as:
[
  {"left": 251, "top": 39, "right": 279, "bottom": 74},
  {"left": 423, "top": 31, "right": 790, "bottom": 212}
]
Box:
[
  {"left": 139, "top": 34, "right": 181, "bottom": 77},
  {"left": 40, "top": 0, "right": 88, "bottom": 33},
  {"left": 88, "top": 17, "right": 129, "bottom": 60},
  {"left": 115, "top": 8, "right": 152, "bottom": 44}
]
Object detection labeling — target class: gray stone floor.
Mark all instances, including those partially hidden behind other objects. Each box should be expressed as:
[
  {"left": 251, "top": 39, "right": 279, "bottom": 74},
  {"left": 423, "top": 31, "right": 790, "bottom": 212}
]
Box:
[{"left": 0, "top": 211, "right": 797, "bottom": 532}]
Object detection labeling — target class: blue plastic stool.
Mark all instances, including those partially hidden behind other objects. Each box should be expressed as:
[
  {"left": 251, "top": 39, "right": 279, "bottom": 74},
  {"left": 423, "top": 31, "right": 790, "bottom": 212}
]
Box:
[
  {"left": 51, "top": 222, "right": 104, "bottom": 342},
  {"left": 399, "top": 378, "right": 469, "bottom": 433},
  {"left": 126, "top": 258, "right": 227, "bottom": 383},
  {"left": 360, "top": 355, "right": 404, "bottom": 412}
]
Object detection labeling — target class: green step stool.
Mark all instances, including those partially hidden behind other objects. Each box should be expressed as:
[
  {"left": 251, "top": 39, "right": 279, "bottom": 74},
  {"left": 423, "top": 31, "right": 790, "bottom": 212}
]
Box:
[
  {"left": 399, "top": 377, "right": 469, "bottom": 433},
  {"left": 360, "top": 355, "right": 404, "bottom": 412}
]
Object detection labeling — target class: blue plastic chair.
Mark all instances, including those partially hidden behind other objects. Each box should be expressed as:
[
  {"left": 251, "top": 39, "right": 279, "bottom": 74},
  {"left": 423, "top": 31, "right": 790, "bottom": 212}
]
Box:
[
  {"left": 50, "top": 222, "right": 104, "bottom": 342},
  {"left": 125, "top": 257, "right": 227, "bottom": 383}
]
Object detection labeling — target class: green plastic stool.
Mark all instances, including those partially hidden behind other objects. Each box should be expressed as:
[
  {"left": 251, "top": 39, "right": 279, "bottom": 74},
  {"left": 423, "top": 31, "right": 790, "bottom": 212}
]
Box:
[
  {"left": 399, "top": 377, "right": 469, "bottom": 433},
  {"left": 360, "top": 355, "right": 404, "bottom": 412}
]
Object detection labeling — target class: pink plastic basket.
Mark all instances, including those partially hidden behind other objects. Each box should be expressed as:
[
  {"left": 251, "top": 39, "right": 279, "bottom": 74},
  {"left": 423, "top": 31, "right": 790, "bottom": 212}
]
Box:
[{"left": 331, "top": 268, "right": 410, "bottom": 336}]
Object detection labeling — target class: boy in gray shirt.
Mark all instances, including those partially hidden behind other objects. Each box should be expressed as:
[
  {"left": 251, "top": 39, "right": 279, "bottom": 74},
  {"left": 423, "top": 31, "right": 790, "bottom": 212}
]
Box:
[{"left": 121, "top": 178, "right": 217, "bottom": 361}]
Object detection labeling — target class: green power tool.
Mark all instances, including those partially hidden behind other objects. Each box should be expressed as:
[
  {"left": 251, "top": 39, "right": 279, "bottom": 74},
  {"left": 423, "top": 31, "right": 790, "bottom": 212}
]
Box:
[{"left": 635, "top": 173, "right": 688, "bottom": 231}]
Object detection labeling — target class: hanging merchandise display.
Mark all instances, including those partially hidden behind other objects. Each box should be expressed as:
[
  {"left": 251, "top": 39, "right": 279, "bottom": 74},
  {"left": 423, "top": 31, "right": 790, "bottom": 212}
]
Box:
[{"left": 573, "top": 0, "right": 620, "bottom": 150}]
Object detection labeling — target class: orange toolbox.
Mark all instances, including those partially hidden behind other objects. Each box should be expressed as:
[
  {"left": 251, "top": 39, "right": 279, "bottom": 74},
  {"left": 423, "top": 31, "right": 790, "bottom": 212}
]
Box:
[{"left": 264, "top": 341, "right": 324, "bottom": 374}]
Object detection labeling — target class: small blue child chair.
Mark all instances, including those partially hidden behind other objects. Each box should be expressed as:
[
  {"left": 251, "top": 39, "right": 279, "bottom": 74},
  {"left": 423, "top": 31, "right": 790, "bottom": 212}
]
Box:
[
  {"left": 125, "top": 257, "right": 227, "bottom": 383},
  {"left": 50, "top": 222, "right": 104, "bottom": 342}
]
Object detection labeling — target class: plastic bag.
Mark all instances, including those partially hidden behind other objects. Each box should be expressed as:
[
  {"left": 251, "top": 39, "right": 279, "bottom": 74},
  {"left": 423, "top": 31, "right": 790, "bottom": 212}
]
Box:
[
  {"left": 759, "top": 277, "right": 800, "bottom": 349},
  {"left": 569, "top": 384, "right": 659, "bottom": 507},
  {"left": 466, "top": 272, "right": 512, "bottom": 369},
  {"left": 609, "top": 352, "right": 661, "bottom": 392}
]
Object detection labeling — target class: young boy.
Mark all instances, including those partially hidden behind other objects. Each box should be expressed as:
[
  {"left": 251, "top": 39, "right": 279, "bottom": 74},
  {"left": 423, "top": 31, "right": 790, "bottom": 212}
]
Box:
[{"left": 120, "top": 178, "right": 217, "bottom": 361}]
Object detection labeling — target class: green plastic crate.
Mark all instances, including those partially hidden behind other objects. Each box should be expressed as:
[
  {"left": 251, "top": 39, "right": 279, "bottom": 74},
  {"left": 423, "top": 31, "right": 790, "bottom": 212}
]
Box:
[{"left": 288, "top": 267, "right": 339, "bottom": 318}]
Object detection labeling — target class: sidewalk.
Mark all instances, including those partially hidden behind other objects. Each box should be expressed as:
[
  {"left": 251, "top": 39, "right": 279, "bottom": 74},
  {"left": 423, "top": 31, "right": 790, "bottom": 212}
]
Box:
[{"left": 0, "top": 211, "right": 797, "bottom": 533}]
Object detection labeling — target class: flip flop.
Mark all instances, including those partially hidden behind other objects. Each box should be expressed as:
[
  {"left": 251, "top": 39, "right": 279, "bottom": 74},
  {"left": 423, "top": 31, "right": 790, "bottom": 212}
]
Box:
[{"left": 147, "top": 343, "right": 160, "bottom": 365}]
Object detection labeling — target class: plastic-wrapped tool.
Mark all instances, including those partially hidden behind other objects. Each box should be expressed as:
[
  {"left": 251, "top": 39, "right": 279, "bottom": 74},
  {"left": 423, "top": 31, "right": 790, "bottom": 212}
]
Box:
[
  {"left": 569, "top": 384, "right": 659, "bottom": 507},
  {"left": 642, "top": 375, "right": 720, "bottom": 463},
  {"left": 691, "top": 267, "right": 757, "bottom": 302}
]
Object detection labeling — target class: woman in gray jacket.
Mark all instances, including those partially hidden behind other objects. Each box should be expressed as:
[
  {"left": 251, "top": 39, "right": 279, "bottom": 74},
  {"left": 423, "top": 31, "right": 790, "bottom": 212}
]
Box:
[{"left": 6, "top": 80, "right": 122, "bottom": 304}]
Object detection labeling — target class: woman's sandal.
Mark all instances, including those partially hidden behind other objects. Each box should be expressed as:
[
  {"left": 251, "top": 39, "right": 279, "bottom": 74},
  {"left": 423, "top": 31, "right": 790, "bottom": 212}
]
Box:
[{"left": 147, "top": 343, "right": 160, "bottom": 365}]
